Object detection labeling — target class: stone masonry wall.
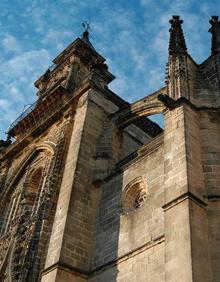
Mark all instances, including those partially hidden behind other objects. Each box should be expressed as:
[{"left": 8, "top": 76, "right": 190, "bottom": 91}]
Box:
[
  {"left": 90, "top": 144, "right": 164, "bottom": 282},
  {"left": 163, "top": 104, "right": 212, "bottom": 282},
  {"left": 42, "top": 89, "right": 125, "bottom": 281},
  {"left": 200, "top": 110, "right": 220, "bottom": 282},
  {"left": 122, "top": 124, "right": 152, "bottom": 159},
  {"left": 43, "top": 94, "right": 90, "bottom": 274},
  {"left": 201, "top": 54, "right": 220, "bottom": 97},
  {"left": 89, "top": 241, "right": 164, "bottom": 282}
]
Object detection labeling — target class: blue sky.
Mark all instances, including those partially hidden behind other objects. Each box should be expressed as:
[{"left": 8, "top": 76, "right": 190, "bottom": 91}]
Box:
[{"left": 0, "top": 0, "right": 219, "bottom": 139}]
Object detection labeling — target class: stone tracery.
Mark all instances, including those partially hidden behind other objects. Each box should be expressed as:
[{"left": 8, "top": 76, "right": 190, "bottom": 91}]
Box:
[
  {"left": 0, "top": 140, "right": 60, "bottom": 281},
  {"left": 122, "top": 177, "right": 148, "bottom": 213}
]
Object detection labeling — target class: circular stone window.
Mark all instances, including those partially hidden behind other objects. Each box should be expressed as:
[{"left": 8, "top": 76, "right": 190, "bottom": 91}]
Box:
[{"left": 122, "top": 177, "right": 148, "bottom": 214}]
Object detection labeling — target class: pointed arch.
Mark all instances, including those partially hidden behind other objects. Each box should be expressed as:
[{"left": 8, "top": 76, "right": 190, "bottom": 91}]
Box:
[{"left": 0, "top": 141, "right": 56, "bottom": 212}]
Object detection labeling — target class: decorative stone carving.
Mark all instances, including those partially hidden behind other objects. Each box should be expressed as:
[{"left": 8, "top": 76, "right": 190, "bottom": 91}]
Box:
[
  {"left": 0, "top": 236, "right": 11, "bottom": 271},
  {"left": 0, "top": 136, "right": 64, "bottom": 281},
  {"left": 209, "top": 16, "right": 220, "bottom": 55},
  {"left": 122, "top": 177, "right": 148, "bottom": 214},
  {"left": 166, "top": 16, "right": 190, "bottom": 100}
]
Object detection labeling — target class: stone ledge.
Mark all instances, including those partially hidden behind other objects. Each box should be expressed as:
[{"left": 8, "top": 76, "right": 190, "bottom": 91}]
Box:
[
  {"left": 41, "top": 234, "right": 165, "bottom": 279},
  {"left": 41, "top": 262, "right": 88, "bottom": 280},
  {"left": 162, "top": 191, "right": 207, "bottom": 211},
  {"left": 206, "top": 195, "right": 220, "bottom": 202}
]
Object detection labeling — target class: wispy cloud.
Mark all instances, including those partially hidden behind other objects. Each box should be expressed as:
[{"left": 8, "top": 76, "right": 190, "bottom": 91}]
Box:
[
  {"left": 0, "top": 0, "right": 219, "bottom": 138},
  {"left": 0, "top": 47, "right": 51, "bottom": 138},
  {"left": 2, "top": 33, "right": 23, "bottom": 54},
  {"left": 41, "top": 29, "right": 73, "bottom": 51}
]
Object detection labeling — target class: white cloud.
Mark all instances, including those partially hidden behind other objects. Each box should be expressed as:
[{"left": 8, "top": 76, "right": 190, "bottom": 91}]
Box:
[
  {"left": 2, "top": 33, "right": 22, "bottom": 54},
  {"left": 41, "top": 29, "right": 72, "bottom": 51},
  {"left": 0, "top": 99, "right": 11, "bottom": 109},
  {"left": 0, "top": 48, "right": 51, "bottom": 138},
  {"left": 148, "top": 68, "right": 164, "bottom": 91},
  {"left": 0, "top": 0, "right": 218, "bottom": 138}
]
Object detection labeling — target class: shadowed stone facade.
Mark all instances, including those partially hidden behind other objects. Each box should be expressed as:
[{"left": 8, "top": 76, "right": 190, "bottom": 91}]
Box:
[{"left": 0, "top": 15, "right": 220, "bottom": 281}]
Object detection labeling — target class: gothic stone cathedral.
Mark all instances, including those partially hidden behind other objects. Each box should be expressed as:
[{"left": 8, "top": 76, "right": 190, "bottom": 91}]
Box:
[{"left": 0, "top": 15, "right": 220, "bottom": 282}]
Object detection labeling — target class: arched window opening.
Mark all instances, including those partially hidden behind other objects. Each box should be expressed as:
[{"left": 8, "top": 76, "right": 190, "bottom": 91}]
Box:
[
  {"left": 148, "top": 113, "right": 164, "bottom": 129},
  {"left": 24, "top": 167, "right": 44, "bottom": 207},
  {"left": 0, "top": 149, "right": 52, "bottom": 238},
  {"left": 29, "top": 167, "right": 43, "bottom": 193},
  {"left": 121, "top": 114, "right": 164, "bottom": 161}
]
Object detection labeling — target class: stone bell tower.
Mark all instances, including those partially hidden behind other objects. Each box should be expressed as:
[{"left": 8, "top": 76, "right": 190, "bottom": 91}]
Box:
[
  {"left": 1, "top": 16, "right": 220, "bottom": 282},
  {"left": 0, "top": 28, "right": 119, "bottom": 281}
]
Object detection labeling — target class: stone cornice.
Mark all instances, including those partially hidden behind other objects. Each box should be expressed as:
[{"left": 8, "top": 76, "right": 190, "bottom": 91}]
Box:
[
  {"left": 162, "top": 191, "right": 207, "bottom": 211},
  {"left": 159, "top": 94, "right": 220, "bottom": 112}
]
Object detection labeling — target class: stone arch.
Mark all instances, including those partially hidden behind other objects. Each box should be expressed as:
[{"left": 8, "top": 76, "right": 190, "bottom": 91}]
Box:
[
  {"left": 0, "top": 141, "right": 55, "bottom": 213},
  {"left": 122, "top": 176, "right": 148, "bottom": 213},
  {"left": 6, "top": 141, "right": 54, "bottom": 187},
  {"left": 0, "top": 144, "right": 53, "bottom": 236},
  {"left": 115, "top": 88, "right": 166, "bottom": 128},
  {"left": 0, "top": 141, "right": 57, "bottom": 281},
  {"left": 37, "top": 141, "right": 56, "bottom": 154}
]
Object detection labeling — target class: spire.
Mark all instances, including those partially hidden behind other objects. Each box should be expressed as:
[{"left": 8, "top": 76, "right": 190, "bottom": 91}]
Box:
[
  {"left": 209, "top": 16, "right": 220, "bottom": 55},
  {"left": 166, "top": 16, "right": 190, "bottom": 100},
  {"left": 169, "top": 16, "right": 187, "bottom": 55}
]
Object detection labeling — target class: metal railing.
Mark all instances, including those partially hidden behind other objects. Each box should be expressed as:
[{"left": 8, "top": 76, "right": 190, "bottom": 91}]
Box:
[
  {"left": 7, "top": 75, "right": 68, "bottom": 134},
  {"left": 8, "top": 100, "right": 38, "bottom": 133},
  {"left": 7, "top": 87, "right": 71, "bottom": 139}
]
